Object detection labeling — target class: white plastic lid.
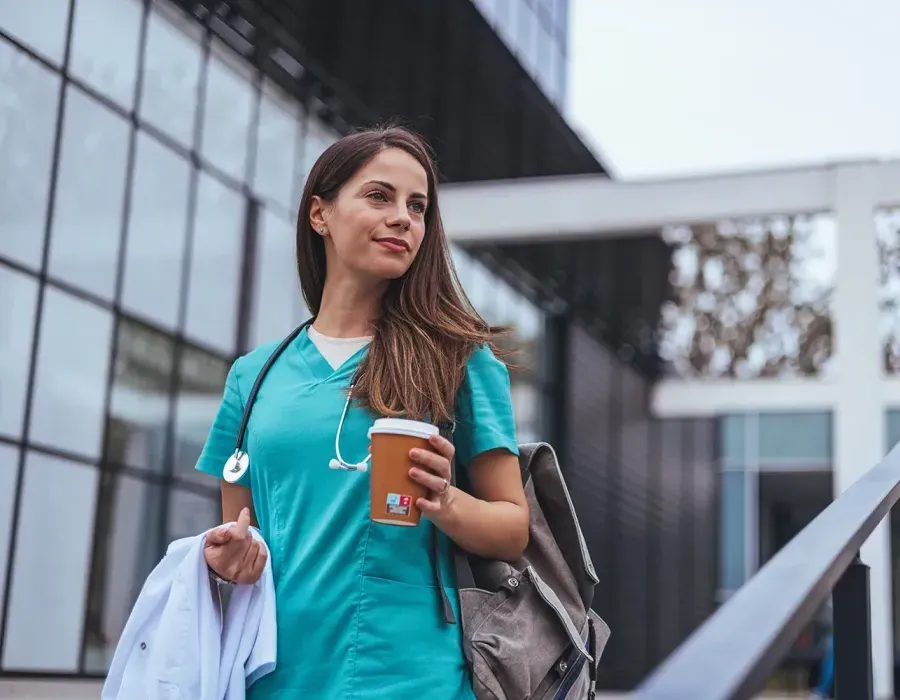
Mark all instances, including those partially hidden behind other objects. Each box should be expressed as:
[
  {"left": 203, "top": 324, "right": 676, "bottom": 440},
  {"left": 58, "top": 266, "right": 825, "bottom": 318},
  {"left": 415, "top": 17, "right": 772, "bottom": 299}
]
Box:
[{"left": 367, "top": 418, "right": 439, "bottom": 440}]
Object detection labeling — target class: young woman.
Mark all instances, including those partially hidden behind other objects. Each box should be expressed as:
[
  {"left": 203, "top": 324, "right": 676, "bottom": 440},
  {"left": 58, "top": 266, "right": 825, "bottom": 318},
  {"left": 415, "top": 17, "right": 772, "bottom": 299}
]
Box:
[{"left": 195, "top": 125, "right": 530, "bottom": 699}]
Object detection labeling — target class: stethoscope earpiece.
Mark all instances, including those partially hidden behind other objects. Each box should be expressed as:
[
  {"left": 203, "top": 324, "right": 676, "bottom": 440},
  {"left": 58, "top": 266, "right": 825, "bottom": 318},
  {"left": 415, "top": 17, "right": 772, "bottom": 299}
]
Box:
[{"left": 329, "top": 458, "right": 368, "bottom": 472}]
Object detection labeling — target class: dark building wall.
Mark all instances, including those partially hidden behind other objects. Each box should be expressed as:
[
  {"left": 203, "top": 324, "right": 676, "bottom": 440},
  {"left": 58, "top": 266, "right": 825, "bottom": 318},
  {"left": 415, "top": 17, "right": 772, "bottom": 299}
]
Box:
[{"left": 562, "top": 321, "right": 719, "bottom": 691}]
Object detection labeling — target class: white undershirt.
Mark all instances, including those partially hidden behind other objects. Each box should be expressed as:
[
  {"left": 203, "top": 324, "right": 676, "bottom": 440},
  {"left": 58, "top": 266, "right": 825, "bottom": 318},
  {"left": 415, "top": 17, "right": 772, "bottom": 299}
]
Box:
[{"left": 308, "top": 325, "right": 372, "bottom": 370}]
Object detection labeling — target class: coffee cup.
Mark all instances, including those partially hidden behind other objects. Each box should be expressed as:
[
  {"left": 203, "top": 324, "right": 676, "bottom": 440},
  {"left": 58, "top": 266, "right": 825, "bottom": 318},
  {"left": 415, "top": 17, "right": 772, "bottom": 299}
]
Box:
[{"left": 367, "top": 418, "right": 440, "bottom": 526}]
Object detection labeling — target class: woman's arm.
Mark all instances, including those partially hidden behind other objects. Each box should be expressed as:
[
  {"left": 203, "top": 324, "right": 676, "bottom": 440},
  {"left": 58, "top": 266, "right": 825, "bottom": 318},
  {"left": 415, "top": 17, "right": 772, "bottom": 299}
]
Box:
[
  {"left": 220, "top": 482, "right": 258, "bottom": 525},
  {"left": 410, "top": 438, "right": 529, "bottom": 562}
]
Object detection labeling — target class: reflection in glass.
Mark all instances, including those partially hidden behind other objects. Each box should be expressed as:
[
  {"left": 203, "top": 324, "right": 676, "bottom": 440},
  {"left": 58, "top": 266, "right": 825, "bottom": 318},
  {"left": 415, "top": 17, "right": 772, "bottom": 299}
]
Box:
[
  {"left": 0, "top": 2, "right": 71, "bottom": 64},
  {"left": 0, "top": 444, "right": 18, "bottom": 636},
  {"left": 201, "top": 41, "right": 255, "bottom": 181},
  {"left": 302, "top": 117, "right": 338, "bottom": 178},
  {"left": 69, "top": 0, "right": 142, "bottom": 109},
  {"left": 82, "top": 472, "right": 164, "bottom": 672},
  {"left": 0, "top": 43, "right": 61, "bottom": 269},
  {"left": 254, "top": 80, "right": 302, "bottom": 209},
  {"left": 29, "top": 288, "right": 114, "bottom": 459},
  {"left": 173, "top": 346, "right": 229, "bottom": 485},
  {"left": 721, "top": 470, "right": 749, "bottom": 592},
  {"left": 758, "top": 412, "right": 832, "bottom": 466},
  {"left": 168, "top": 488, "right": 220, "bottom": 541},
  {"left": 105, "top": 319, "right": 175, "bottom": 474},
  {"left": 719, "top": 414, "right": 747, "bottom": 469},
  {"left": 140, "top": 2, "right": 203, "bottom": 147},
  {"left": 2, "top": 452, "right": 99, "bottom": 671},
  {"left": 659, "top": 214, "right": 836, "bottom": 379},
  {"left": 184, "top": 172, "right": 245, "bottom": 353},
  {"left": 121, "top": 132, "right": 191, "bottom": 329},
  {"left": 49, "top": 86, "right": 130, "bottom": 299},
  {"left": 510, "top": 381, "right": 540, "bottom": 443},
  {"left": 251, "top": 208, "right": 309, "bottom": 347},
  {"left": 0, "top": 266, "right": 39, "bottom": 439}
]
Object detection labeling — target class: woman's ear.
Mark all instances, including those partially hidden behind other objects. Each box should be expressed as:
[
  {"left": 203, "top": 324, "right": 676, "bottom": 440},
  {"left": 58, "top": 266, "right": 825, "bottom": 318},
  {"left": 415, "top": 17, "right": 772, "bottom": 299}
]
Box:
[{"left": 308, "top": 195, "right": 328, "bottom": 236}]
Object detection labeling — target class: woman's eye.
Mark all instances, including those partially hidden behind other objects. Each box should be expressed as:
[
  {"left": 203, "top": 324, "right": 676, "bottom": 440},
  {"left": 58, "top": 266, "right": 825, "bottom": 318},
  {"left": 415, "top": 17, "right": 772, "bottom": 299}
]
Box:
[
  {"left": 367, "top": 191, "right": 387, "bottom": 202},
  {"left": 409, "top": 201, "right": 426, "bottom": 214}
]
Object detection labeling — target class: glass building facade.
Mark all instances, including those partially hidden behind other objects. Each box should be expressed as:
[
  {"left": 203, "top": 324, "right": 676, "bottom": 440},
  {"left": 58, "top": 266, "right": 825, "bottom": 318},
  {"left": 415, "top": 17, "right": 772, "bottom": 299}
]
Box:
[
  {"left": 0, "top": 0, "right": 554, "bottom": 675},
  {"left": 470, "top": 0, "right": 568, "bottom": 107}
]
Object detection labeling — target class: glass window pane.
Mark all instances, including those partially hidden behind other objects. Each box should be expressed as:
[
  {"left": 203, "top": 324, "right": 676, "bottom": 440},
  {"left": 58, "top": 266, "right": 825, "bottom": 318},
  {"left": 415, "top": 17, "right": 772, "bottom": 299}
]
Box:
[
  {"left": 29, "top": 289, "right": 114, "bottom": 458},
  {"left": 121, "top": 132, "right": 191, "bottom": 329},
  {"left": 0, "top": 2, "right": 71, "bottom": 64},
  {"left": 0, "top": 43, "right": 61, "bottom": 270},
  {"left": 140, "top": 1, "right": 203, "bottom": 148},
  {"left": 720, "top": 414, "right": 747, "bottom": 469},
  {"left": 720, "top": 470, "right": 748, "bottom": 591},
  {"left": 758, "top": 412, "right": 832, "bottom": 466},
  {"left": 301, "top": 117, "right": 337, "bottom": 178},
  {"left": 251, "top": 208, "right": 309, "bottom": 348},
  {"left": 168, "top": 488, "right": 220, "bottom": 541},
  {"left": 0, "top": 265, "right": 39, "bottom": 439},
  {"left": 69, "top": 0, "right": 142, "bottom": 109},
  {"left": 184, "top": 173, "right": 245, "bottom": 353},
  {"left": 510, "top": 380, "right": 539, "bottom": 443},
  {"left": 82, "top": 472, "right": 165, "bottom": 672},
  {"left": 3, "top": 452, "right": 99, "bottom": 671},
  {"left": 254, "top": 80, "right": 301, "bottom": 209},
  {"left": 0, "top": 444, "right": 18, "bottom": 636},
  {"left": 887, "top": 410, "right": 900, "bottom": 453},
  {"left": 173, "top": 346, "right": 229, "bottom": 486},
  {"left": 200, "top": 41, "right": 255, "bottom": 181},
  {"left": 48, "top": 86, "right": 130, "bottom": 299},
  {"left": 105, "top": 319, "right": 174, "bottom": 474}
]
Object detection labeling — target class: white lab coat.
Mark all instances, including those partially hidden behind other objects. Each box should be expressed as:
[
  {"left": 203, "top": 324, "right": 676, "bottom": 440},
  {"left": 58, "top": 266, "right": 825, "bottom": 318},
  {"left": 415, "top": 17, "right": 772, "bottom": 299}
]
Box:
[{"left": 101, "top": 524, "right": 277, "bottom": 700}]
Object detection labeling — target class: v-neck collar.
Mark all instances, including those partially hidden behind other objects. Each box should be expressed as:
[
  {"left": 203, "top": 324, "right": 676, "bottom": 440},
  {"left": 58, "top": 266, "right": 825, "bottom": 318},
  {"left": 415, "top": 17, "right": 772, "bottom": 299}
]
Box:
[{"left": 295, "top": 325, "right": 369, "bottom": 381}]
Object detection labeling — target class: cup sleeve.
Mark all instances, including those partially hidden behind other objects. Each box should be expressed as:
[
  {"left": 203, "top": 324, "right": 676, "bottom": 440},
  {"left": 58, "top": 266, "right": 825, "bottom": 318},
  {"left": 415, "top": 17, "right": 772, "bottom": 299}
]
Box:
[
  {"left": 452, "top": 344, "right": 520, "bottom": 470},
  {"left": 194, "top": 359, "right": 249, "bottom": 487}
]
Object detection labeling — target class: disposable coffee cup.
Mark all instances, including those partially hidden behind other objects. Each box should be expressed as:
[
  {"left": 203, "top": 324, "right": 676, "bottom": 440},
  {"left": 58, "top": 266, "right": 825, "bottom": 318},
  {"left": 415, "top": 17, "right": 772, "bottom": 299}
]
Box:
[{"left": 367, "top": 418, "right": 440, "bottom": 526}]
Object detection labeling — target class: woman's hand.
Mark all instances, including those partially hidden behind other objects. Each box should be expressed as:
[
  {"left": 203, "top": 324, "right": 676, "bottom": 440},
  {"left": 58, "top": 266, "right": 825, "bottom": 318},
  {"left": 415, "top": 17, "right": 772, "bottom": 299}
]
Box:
[
  {"left": 204, "top": 507, "right": 267, "bottom": 585},
  {"left": 408, "top": 434, "right": 456, "bottom": 520}
]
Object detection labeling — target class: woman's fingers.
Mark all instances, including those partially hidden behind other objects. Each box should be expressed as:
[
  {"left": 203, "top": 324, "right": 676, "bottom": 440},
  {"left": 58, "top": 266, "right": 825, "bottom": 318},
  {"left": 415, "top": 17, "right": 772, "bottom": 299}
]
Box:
[
  {"left": 408, "top": 448, "right": 451, "bottom": 480},
  {"left": 249, "top": 544, "right": 268, "bottom": 581},
  {"left": 408, "top": 466, "right": 448, "bottom": 493}
]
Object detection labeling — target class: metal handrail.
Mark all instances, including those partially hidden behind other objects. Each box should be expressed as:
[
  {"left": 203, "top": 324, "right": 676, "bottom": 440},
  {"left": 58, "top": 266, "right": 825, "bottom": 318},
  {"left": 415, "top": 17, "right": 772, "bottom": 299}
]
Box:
[{"left": 631, "top": 442, "right": 900, "bottom": 700}]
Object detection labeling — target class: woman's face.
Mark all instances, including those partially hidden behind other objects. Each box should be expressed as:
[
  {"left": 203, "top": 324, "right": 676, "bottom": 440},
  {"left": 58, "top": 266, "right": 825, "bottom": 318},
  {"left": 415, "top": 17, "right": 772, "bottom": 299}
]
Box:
[{"left": 311, "top": 147, "right": 429, "bottom": 282}]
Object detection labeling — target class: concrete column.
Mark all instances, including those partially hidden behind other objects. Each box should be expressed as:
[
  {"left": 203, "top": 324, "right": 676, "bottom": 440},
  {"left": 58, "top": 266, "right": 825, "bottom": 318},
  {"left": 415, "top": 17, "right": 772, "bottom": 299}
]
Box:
[{"left": 831, "top": 162, "right": 893, "bottom": 698}]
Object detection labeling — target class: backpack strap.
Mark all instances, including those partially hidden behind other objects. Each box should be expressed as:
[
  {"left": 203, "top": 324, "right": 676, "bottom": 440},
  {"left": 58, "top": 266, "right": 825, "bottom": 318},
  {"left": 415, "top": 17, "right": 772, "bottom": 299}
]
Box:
[{"left": 432, "top": 419, "right": 476, "bottom": 624}]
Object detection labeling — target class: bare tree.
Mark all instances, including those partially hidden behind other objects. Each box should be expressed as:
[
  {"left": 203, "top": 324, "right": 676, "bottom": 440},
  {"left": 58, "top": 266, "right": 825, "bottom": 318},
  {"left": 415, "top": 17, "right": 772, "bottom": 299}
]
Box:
[
  {"left": 877, "top": 208, "right": 900, "bottom": 372},
  {"left": 659, "top": 214, "right": 835, "bottom": 379}
]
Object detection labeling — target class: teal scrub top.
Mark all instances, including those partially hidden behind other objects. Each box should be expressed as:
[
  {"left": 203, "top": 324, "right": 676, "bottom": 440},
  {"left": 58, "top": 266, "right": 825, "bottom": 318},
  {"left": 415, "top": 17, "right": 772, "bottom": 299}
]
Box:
[{"left": 194, "top": 326, "right": 520, "bottom": 700}]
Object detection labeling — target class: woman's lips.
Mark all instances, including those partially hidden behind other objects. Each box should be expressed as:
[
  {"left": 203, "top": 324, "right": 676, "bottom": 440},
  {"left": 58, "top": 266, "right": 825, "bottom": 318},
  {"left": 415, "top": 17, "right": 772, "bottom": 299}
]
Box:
[{"left": 375, "top": 238, "right": 409, "bottom": 253}]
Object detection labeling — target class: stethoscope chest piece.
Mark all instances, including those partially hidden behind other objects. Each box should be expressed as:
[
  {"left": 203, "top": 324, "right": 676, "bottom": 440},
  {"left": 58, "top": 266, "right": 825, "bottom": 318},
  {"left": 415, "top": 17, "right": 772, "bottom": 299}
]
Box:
[{"left": 223, "top": 449, "right": 250, "bottom": 483}]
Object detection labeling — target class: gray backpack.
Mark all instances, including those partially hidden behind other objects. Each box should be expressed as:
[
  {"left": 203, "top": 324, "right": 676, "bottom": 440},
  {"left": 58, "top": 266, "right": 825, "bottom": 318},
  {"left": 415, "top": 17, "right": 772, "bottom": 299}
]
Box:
[{"left": 431, "top": 438, "right": 611, "bottom": 700}]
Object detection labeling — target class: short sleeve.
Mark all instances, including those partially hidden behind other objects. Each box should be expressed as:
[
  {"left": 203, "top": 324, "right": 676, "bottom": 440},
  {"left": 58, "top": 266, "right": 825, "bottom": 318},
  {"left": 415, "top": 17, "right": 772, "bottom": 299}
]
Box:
[
  {"left": 194, "top": 359, "right": 249, "bottom": 486},
  {"left": 453, "top": 344, "right": 520, "bottom": 468}
]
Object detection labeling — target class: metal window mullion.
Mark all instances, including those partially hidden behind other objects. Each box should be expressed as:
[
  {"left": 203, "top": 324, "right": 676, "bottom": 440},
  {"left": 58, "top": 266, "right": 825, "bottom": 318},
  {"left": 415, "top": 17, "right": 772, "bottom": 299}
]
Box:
[
  {"left": 0, "top": 0, "right": 78, "bottom": 668},
  {"left": 76, "top": 0, "right": 153, "bottom": 675}
]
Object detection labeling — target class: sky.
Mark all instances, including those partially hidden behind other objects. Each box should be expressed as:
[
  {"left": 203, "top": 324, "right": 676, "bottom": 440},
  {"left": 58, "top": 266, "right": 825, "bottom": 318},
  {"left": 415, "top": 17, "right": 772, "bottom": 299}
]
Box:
[{"left": 567, "top": 0, "right": 900, "bottom": 181}]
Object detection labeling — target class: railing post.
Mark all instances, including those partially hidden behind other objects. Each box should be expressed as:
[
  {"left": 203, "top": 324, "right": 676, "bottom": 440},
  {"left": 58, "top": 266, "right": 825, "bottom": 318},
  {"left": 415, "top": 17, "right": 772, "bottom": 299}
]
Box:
[{"left": 833, "top": 552, "right": 874, "bottom": 699}]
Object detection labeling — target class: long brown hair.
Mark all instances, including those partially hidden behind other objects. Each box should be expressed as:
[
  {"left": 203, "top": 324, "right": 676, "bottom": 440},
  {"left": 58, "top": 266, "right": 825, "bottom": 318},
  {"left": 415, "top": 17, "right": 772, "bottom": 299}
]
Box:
[{"left": 296, "top": 124, "right": 508, "bottom": 423}]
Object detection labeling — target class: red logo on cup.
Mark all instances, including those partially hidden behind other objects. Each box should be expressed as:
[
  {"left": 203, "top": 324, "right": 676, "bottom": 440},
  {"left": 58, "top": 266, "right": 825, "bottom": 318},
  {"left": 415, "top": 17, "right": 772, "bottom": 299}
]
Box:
[{"left": 399, "top": 495, "right": 411, "bottom": 506}]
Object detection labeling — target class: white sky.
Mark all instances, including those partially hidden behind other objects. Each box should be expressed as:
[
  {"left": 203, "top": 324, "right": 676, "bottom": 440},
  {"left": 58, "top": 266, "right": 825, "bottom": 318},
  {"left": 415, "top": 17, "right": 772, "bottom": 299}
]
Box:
[{"left": 567, "top": 0, "right": 900, "bottom": 181}]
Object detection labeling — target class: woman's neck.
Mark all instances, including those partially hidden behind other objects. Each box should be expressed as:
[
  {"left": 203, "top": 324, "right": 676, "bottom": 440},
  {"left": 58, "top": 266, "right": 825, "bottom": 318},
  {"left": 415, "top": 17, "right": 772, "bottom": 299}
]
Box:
[{"left": 314, "top": 275, "right": 385, "bottom": 338}]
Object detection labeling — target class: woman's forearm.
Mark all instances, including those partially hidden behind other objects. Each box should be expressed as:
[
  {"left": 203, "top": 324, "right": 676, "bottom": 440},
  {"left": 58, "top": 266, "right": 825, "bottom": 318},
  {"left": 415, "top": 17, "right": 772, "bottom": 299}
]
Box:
[{"left": 432, "top": 488, "right": 529, "bottom": 562}]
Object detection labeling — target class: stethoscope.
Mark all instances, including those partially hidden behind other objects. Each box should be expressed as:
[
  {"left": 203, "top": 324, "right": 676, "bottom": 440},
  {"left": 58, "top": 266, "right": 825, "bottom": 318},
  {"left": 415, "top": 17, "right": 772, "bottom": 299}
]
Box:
[{"left": 223, "top": 319, "right": 370, "bottom": 484}]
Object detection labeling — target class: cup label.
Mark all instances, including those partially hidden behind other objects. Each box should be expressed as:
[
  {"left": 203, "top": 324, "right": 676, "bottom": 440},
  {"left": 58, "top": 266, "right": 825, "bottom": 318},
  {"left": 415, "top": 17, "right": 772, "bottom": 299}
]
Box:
[{"left": 386, "top": 493, "right": 412, "bottom": 516}]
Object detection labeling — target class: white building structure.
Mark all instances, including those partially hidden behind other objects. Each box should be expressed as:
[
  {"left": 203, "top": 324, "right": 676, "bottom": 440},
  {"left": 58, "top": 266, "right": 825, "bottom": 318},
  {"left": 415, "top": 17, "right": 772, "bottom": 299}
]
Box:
[{"left": 443, "top": 158, "right": 900, "bottom": 698}]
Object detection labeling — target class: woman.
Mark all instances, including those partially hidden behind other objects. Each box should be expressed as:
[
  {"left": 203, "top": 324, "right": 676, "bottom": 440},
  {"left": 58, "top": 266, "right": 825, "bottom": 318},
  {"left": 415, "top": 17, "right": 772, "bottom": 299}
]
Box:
[{"left": 195, "top": 125, "right": 530, "bottom": 699}]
